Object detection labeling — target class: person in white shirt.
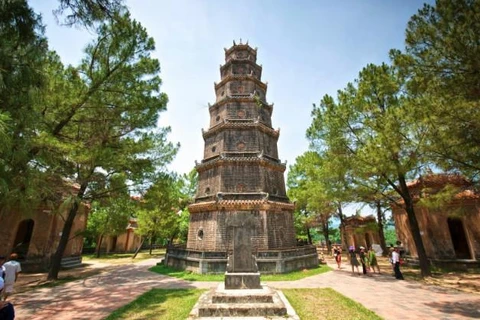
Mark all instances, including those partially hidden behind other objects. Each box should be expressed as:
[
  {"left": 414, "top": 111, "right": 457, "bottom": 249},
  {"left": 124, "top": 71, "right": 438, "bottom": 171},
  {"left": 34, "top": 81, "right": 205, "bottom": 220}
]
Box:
[
  {"left": 392, "top": 247, "right": 404, "bottom": 280},
  {"left": 2, "top": 254, "right": 21, "bottom": 300}
]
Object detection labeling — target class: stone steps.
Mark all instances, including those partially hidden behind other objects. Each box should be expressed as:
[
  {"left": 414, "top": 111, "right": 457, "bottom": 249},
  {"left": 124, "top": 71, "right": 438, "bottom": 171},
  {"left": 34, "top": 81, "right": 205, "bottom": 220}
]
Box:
[
  {"left": 199, "top": 303, "right": 286, "bottom": 317},
  {"left": 189, "top": 284, "right": 299, "bottom": 319},
  {"left": 212, "top": 294, "right": 274, "bottom": 304},
  {"left": 61, "top": 256, "right": 83, "bottom": 269}
]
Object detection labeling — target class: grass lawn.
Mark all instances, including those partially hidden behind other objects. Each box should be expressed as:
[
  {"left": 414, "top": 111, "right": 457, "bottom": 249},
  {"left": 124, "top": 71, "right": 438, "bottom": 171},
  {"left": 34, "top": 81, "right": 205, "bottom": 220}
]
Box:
[
  {"left": 283, "top": 288, "right": 383, "bottom": 320},
  {"left": 105, "top": 288, "right": 205, "bottom": 320},
  {"left": 82, "top": 249, "right": 166, "bottom": 265},
  {"left": 149, "top": 264, "right": 332, "bottom": 281},
  {"left": 105, "top": 287, "right": 381, "bottom": 320}
]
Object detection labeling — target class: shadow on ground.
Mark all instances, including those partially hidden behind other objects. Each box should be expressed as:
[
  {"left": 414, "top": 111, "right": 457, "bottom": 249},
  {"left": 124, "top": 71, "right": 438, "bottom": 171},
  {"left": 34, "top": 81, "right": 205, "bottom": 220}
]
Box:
[{"left": 425, "top": 300, "right": 480, "bottom": 318}]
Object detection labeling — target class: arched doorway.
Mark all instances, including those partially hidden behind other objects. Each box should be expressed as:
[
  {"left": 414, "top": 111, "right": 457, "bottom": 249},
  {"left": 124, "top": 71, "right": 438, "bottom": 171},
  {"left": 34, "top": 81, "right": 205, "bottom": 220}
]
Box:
[
  {"left": 13, "top": 219, "right": 35, "bottom": 259},
  {"left": 447, "top": 218, "right": 471, "bottom": 259}
]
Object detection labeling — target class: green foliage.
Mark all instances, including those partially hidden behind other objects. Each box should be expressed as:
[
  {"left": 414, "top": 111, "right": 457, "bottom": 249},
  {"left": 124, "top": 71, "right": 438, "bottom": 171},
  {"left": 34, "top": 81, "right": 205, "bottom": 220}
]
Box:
[
  {"left": 328, "top": 227, "right": 341, "bottom": 244},
  {"left": 135, "top": 173, "right": 190, "bottom": 244},
  {"left": 383, "top": 226, "right": 397, "bottom": 246},
  {"left": 0, "top": 0, "right": 50, "bottom": 211},
  {"left": 55, "top": 0, "right": 126, "bottom": 28},
  {"left": 288, "top": 151, "right": 336, "bottom": 244},
  {"left": 86, "top": 199, "right": 131, "bottom": 239},
  {"left": 44, "top": 11, "right": 178, "bottom": 192},
  {"left": 391, "top": 0, "right": 480, "bottom": 179}
]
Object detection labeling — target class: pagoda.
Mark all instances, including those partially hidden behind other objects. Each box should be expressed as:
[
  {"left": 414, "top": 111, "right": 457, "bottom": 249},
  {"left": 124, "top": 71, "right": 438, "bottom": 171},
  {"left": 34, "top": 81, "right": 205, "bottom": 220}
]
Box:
[{"left": 165, "top": 41, "right": 318, "bottom": 273}]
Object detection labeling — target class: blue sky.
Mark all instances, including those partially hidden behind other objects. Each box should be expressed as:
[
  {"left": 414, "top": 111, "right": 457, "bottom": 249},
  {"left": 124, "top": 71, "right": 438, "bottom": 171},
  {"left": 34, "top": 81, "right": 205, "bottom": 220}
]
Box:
[{"left": 31, "top": 0, "right": 429, "bottom": 214}]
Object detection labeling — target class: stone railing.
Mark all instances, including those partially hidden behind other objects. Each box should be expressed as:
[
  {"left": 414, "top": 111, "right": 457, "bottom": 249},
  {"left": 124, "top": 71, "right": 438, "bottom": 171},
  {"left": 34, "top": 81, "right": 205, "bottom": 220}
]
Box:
[{"left": 167, "top": 245, "right": 316, "bottom": 260}]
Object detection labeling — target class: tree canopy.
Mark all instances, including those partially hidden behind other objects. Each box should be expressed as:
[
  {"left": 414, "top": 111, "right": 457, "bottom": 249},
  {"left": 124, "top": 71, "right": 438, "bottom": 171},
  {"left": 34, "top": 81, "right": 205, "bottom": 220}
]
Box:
[{"left": 391, "top": 0, "right": 480, "bottom": 179}]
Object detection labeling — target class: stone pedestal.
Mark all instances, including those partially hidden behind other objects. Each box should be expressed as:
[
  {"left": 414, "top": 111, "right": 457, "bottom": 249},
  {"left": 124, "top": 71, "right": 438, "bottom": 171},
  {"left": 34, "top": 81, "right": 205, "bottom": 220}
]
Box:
[{"left": 225, "top": 271, "right": 261, "bottom": 289}]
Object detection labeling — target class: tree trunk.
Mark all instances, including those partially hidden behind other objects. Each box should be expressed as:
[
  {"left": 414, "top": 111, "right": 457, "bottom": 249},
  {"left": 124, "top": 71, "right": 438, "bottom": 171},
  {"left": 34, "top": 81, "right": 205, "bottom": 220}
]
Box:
[
  {"left": 95, "top": 234, "right": 104, "bottom": 258},
  {"left": 322, "top": 219, "right": 330, "bottom": 252},
  {"left": 306, "top": 227, "right": 312, "bottom": 245},
  {"left": 47, "top": 183, "right": 87, "bottom": 280},
  {"left": 398, "top": 173, "right": 431, "bottom": 277},
  {"left": 337, "top": 204, "right": 347, "bottom": 249},
  {"left": 169, "top": 234, "right": 176, "bottom": 247},
  {"left": 149, "top": 235, "right": 154, "bottom": 255},
  {"left": 132, "top": 237, "right": 145, "bottom": 259},
  {"left": 376, "top": 201, "right": 387, "bottom": 255}
]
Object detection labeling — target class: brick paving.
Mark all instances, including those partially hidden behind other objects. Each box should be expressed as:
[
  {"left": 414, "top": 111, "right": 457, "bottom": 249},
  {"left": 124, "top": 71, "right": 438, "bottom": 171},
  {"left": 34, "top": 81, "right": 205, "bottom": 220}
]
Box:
[{"left": 11, "top": 258, "right": 480, "bottom": 319}]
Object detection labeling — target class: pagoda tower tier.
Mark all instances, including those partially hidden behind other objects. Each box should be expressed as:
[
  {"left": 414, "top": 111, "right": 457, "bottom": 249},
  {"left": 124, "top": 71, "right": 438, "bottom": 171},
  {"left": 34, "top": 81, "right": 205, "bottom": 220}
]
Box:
[{"left": 165, "top": 41, "right": 318, "bottom": 274}]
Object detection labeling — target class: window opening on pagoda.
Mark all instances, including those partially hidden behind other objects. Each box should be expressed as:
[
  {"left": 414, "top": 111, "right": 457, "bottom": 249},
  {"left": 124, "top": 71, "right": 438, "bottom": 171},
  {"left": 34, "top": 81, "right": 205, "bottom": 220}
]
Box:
[
  {"left": 216, "top": 115, "right": 221, "bottom": 122},
  {"left": 273, "top": 187, "right": 278, "bottom": 195},
  {"left": 237, "top": 110, "right": 245, "bottom": 118},
  {"left": 237, "top": 142, "right": 246, "bottom": 151},
  {"left": 197, "top": 229, "right": 204, "bottom": 240},
  {"left": 211, "top": 146, "right": 216, "bottom": 152},
  {"left": 237, "top": 183, "right": 246, "bottom": 192},
  {"left": 205, "top": 187, "right": 211, "bottom": 195}
]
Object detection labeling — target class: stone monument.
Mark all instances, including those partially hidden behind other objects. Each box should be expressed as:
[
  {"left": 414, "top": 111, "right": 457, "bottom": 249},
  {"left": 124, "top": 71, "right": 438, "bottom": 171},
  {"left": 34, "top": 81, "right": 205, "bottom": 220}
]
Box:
[{"left": 225, "top": 212, "right": 261, "bottom": 289}]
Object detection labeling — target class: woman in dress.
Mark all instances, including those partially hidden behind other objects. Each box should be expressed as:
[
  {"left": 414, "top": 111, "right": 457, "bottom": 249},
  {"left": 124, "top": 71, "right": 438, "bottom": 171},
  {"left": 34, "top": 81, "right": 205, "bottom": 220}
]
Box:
[
  {"left": 348, "top": 246, "right": 360, "bottom": 275},
  {"left": 368, "top": 246, "right": 380, "bottom": 273},
  {"left": 333, "top": 246, "right": 342, "bottom": 269}
]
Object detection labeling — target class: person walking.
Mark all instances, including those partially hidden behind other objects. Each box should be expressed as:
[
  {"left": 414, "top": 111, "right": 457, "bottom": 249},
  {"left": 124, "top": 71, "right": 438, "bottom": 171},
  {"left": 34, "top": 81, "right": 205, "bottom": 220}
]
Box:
[
  {"left": 359, "top": 246, "right": 368, "bottom": 275},
  {"left": 392, "top": 247, "right": 404, "bottom": 280},
  {"left": 333, "top": 246, "right": 342, "bottom": 269},
  {"left": 2, "top": 254, "right": 21, "bottom": 301},
  {"left": 368, "top": 246, "right": 380, "bottom": 273},
  {"left": 348, "top": 246, "right": 360, "bottom": 275}
]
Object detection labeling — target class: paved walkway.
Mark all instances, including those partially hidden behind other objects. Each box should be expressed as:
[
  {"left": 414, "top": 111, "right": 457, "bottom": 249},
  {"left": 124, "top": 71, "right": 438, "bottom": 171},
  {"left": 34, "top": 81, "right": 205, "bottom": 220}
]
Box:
[{"left": 12, "top": 259, "right": 480, "bottom": 320}]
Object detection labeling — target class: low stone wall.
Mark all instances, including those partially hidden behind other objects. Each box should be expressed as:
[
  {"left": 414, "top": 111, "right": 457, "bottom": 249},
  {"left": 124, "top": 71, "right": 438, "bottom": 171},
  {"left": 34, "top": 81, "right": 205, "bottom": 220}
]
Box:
[{"left": 165, "top": 245, "right": 319, "bottom": 274}]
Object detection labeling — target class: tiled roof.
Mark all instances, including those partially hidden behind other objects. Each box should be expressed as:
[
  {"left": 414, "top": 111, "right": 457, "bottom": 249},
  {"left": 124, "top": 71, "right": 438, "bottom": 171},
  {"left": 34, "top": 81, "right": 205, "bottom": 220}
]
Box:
[{"left": 407, "top": 174, "right": 471, "bottom": 188}]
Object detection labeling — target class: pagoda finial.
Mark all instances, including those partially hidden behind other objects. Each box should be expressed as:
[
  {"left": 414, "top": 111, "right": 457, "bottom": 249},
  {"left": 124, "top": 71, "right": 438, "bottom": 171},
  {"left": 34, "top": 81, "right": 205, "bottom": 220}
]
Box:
[
  {"left": 233, "top": 40, "right": 236, "bottom": 46},
  {"left": 246, "top": 40, "right": 249, "bottom": 45},
  {"left": 239, "top": 38, "right": 242, "bottom": 44},
  {"left": 224, "top": 48, "right": 227, "bottom": 52}
]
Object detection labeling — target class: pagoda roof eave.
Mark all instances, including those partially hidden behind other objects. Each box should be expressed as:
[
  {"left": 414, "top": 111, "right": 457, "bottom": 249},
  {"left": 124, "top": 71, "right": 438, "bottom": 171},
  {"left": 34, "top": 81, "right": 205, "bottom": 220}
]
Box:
[
  {"left": 220, "top": 58, "right": 261, "bottom": 70},
  {"left": 224, "top": 43, "right": 258, "bottom": 55},
  {"left": 188, "top": 199, "right": 294, "bottom": 213},
  {"left": 202, "top": 120, "right": 279, "bottom": 139},
  {"left": 195, "top": 155, "right": 287, "bottom": 172},
  {"left": 214, "top": 74, "right": 267, "bottom": 91},
  {"left": 208, "top": 96, "right": 273, "bottom": 113}
]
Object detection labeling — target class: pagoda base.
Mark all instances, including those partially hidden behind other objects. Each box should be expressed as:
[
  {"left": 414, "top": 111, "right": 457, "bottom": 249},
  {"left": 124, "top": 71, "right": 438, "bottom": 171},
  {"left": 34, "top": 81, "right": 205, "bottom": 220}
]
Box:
[{"left": 164, "top": 245, "right": 319, "bottom": 274}]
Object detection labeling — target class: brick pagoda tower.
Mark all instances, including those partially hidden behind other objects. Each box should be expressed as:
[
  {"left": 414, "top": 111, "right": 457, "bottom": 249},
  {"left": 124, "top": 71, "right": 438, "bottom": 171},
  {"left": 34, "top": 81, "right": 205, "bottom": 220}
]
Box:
[{"left": 166, "top": 41, "right": 318, "bottom": 273}]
